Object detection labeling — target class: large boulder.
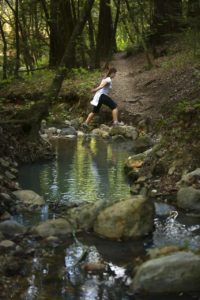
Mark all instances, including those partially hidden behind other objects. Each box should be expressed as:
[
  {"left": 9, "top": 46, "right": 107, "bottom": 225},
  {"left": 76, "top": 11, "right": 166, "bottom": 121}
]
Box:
[
  {"left": 66, "top": 201, "right": 106, "bottom": 231},
  {"left": 0, "top": 220, "right": 26, "bottom": 236},
  {"left": 177, "top": 187, "right": 200, "bottom": 212},
  {"left": 60, "top": 126, "right": 77, "bottom": 136},
  {"left": 93, "top": 195, "right": 154, "bottom": 240},
  {"left": 13, "top": 190, "right": 45, "bottom": 208},
  {"left": 32, "top": 218, "right": 73, "bottom": 238},
  {"left": 91, "top": 128, "right": 109, "bottom": 139},
  {"left": 132, "top": 251, "right": 200, "bottom": 294},
  {"left": 109, "top": 125, "right": 138, "bottom": 140}
]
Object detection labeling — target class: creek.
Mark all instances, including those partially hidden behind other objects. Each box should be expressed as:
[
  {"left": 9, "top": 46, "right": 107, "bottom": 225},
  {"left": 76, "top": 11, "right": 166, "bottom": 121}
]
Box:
[{"left": 15, "top": 136, "right": 200, "bottom": 300}]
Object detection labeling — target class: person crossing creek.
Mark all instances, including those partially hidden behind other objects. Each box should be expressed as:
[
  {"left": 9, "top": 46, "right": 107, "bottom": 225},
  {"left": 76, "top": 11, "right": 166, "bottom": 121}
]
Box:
[{"left": 82, "top": 67, "right": 123, "bottom": 129}]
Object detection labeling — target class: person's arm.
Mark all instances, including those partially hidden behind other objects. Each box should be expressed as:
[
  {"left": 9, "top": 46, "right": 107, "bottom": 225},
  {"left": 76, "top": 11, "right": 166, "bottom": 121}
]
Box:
[{"left": 91, "top": 79, "right": 109, "bottom": 93}]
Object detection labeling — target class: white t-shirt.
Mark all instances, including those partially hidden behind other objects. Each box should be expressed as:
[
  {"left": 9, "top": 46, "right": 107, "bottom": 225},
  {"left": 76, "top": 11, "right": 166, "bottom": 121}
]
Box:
[{"left": 90, "top": 77, "right": 112, "bottom": 106}]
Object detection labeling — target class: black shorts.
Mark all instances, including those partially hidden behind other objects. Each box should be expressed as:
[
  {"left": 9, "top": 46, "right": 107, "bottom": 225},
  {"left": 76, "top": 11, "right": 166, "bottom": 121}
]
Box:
[{"left": 92, "top": 94, "right": 117, "bottom": 113}]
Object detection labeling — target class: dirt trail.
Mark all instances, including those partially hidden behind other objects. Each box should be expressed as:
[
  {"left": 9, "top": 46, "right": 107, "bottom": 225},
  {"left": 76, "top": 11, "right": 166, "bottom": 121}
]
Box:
[
  {"left": 110, "top": 51, "right": 200, "bottom": 127},
  {"left": 110, "top": 52, "right": 161, "bottom": 124}
]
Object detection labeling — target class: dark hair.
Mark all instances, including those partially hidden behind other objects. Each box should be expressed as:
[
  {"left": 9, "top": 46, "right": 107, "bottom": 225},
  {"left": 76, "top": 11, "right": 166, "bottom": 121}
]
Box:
[{"left": 106, "top": 67, "right": 117, "bottom": 77}]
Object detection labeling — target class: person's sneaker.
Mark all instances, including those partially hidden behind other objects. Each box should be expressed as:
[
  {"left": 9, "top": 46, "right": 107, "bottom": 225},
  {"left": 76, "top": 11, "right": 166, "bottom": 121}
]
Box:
[
  {"left": 82, "top": 122, "right": 89, "bottom": 131},
  {"left": 113, "top": 121, "right": 124, "bottom": 127}
]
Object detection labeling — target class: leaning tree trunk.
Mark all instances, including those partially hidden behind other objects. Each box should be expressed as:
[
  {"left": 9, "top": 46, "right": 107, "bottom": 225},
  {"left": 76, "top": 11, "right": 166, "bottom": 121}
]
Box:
[
  {"left": 14, "top": 0, "right": 20, "bottom": 78},
  {"left": 188, "top": 0, "right": 200, "bottom": 56},
  {"left": 95, "top": 0, "right": 113, "bottom": 67},
  {"left": 5, "top": 0, "right": 21, "bottom": 77},
  {"left": 49, "top": 0, "right": 74, "bottom": 68},
  {"left": 0, "top": 19, "right": 8, "bottom": 79},
  {"left": 88, "top": 12, "right": 96, "bottom": 68},
  {"left": 39, "top": 0, "right": 50, "bottom": 36},
  {"left": 47, "top": 0, "right": 95, "bottom": 102},
  {"left": 19, "top": 0, "right": 35, "bottom": 73},
  {"left": 113, "top": 0, "right": 121, "bottom": 52}
]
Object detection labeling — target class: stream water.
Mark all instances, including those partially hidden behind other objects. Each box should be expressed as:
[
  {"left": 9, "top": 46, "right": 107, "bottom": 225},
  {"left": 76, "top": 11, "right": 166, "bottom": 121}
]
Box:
[{"left": 16, "top": 137, "right": 200, "bottom": 300}]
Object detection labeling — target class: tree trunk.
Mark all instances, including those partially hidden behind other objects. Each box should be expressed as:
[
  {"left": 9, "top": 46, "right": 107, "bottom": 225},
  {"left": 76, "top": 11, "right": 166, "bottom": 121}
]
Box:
[
  {"left": 47, "top": 0, "right": 95, "bottom": 102},
  {"left": 95, "top": 0, "right": 113, "bottom": 67},
  {"left": 0, "top": 20, "right": 8, "bottom": 79},
  {"left": 188, "top": 0, "right": 200, "bottom": 18},
  {"left": 188, "top": 0, "right": 200, "bottom": 56},
  {"left": 125, "top": 0, "right": 153, "bottom": 68},
  {"left": 14, "top": 0, "right": 20, "bottom": 78},
  {"left": 49, "top": 0, "right": 74, "bottom": 67},
  {"left": 113, "top": 0, "right": 121, "bottom": 52},
  {"left": 39, "top": 0, "right": 50, "bottom": 36},
  {"left": 71, "top": 0, "right": 77, "bottom": 22},
  {"left": 151, "top": 0, "right": 182, "bottom": 45},
  {"left": 19, "top": 0, "right": 35, "bottom": 73},
  {"left": 88, "top": 13, "right": 96, "bottom": 68}
]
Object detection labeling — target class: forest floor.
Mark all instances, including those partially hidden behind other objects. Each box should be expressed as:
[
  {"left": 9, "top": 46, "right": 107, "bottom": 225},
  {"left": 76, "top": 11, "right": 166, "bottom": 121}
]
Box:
[
  {"left": 110, "top": 50, "right": 200, "bottom": 126},
  {"left": 108, "top": 49, "right": 200, "bottom": 194}
]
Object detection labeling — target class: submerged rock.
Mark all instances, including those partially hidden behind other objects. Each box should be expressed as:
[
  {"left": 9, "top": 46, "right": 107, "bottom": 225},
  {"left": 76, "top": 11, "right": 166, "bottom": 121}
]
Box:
[
  {"left": 177, "top": 187, "right": 200, "bottom": 212},
  {"left": 131, "top": 251, "right": 200, "bottom": 294},
  {"left": 32, "top": 218, "right": 73, "bottom": 238},
  {"left": 13, "top": 190, "right": 45, "bottom": 207},
  {"left": 93, "top": 195, "right": 154, "bottom": 240}
]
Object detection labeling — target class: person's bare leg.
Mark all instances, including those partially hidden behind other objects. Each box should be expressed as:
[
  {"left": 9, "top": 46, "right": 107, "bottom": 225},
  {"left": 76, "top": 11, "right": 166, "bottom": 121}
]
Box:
[
  {"left": 112, "top": 108, "right": 118, "bottom": 124},
  {"left": 85, "top": 112, "right": 95, "bottom": 125}
]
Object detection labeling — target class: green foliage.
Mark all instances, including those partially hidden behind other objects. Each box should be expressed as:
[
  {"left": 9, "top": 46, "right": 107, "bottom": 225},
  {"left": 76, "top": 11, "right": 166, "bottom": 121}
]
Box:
[
  {"left": 64, "top": 68, "right": 101, "bottom": 97},
  {"left": 161, "top": 29, "right": 200, "bottom": 71},
  {"left": 24, "top": 69, "right": 54, "bottom": 82},
  {"left": 155, "top": 118, "right": 168, "bottom": 130},
  {"left": 160, "top": 50, "right": 194, "bottom": 71},
  {"left": 156, "top": 98, "right": 200, "bottom": 143},
  {"left": 175, "top": 99, "right": 192, "bottom": 113},
  {"left": 0, "top": 77, "right": 14, "bottom": 86},
  {"left": 47, "top": 103, "right": 69, "bottom": 125},
  {"left": 175, "top": 99, "right": 200, "bottom": 114}
]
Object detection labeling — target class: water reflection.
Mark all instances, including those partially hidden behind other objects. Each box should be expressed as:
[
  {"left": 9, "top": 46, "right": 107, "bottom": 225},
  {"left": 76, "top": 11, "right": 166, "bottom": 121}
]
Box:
[{"left": 19, "top": 137, "right": 132, "bottom": 207}]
